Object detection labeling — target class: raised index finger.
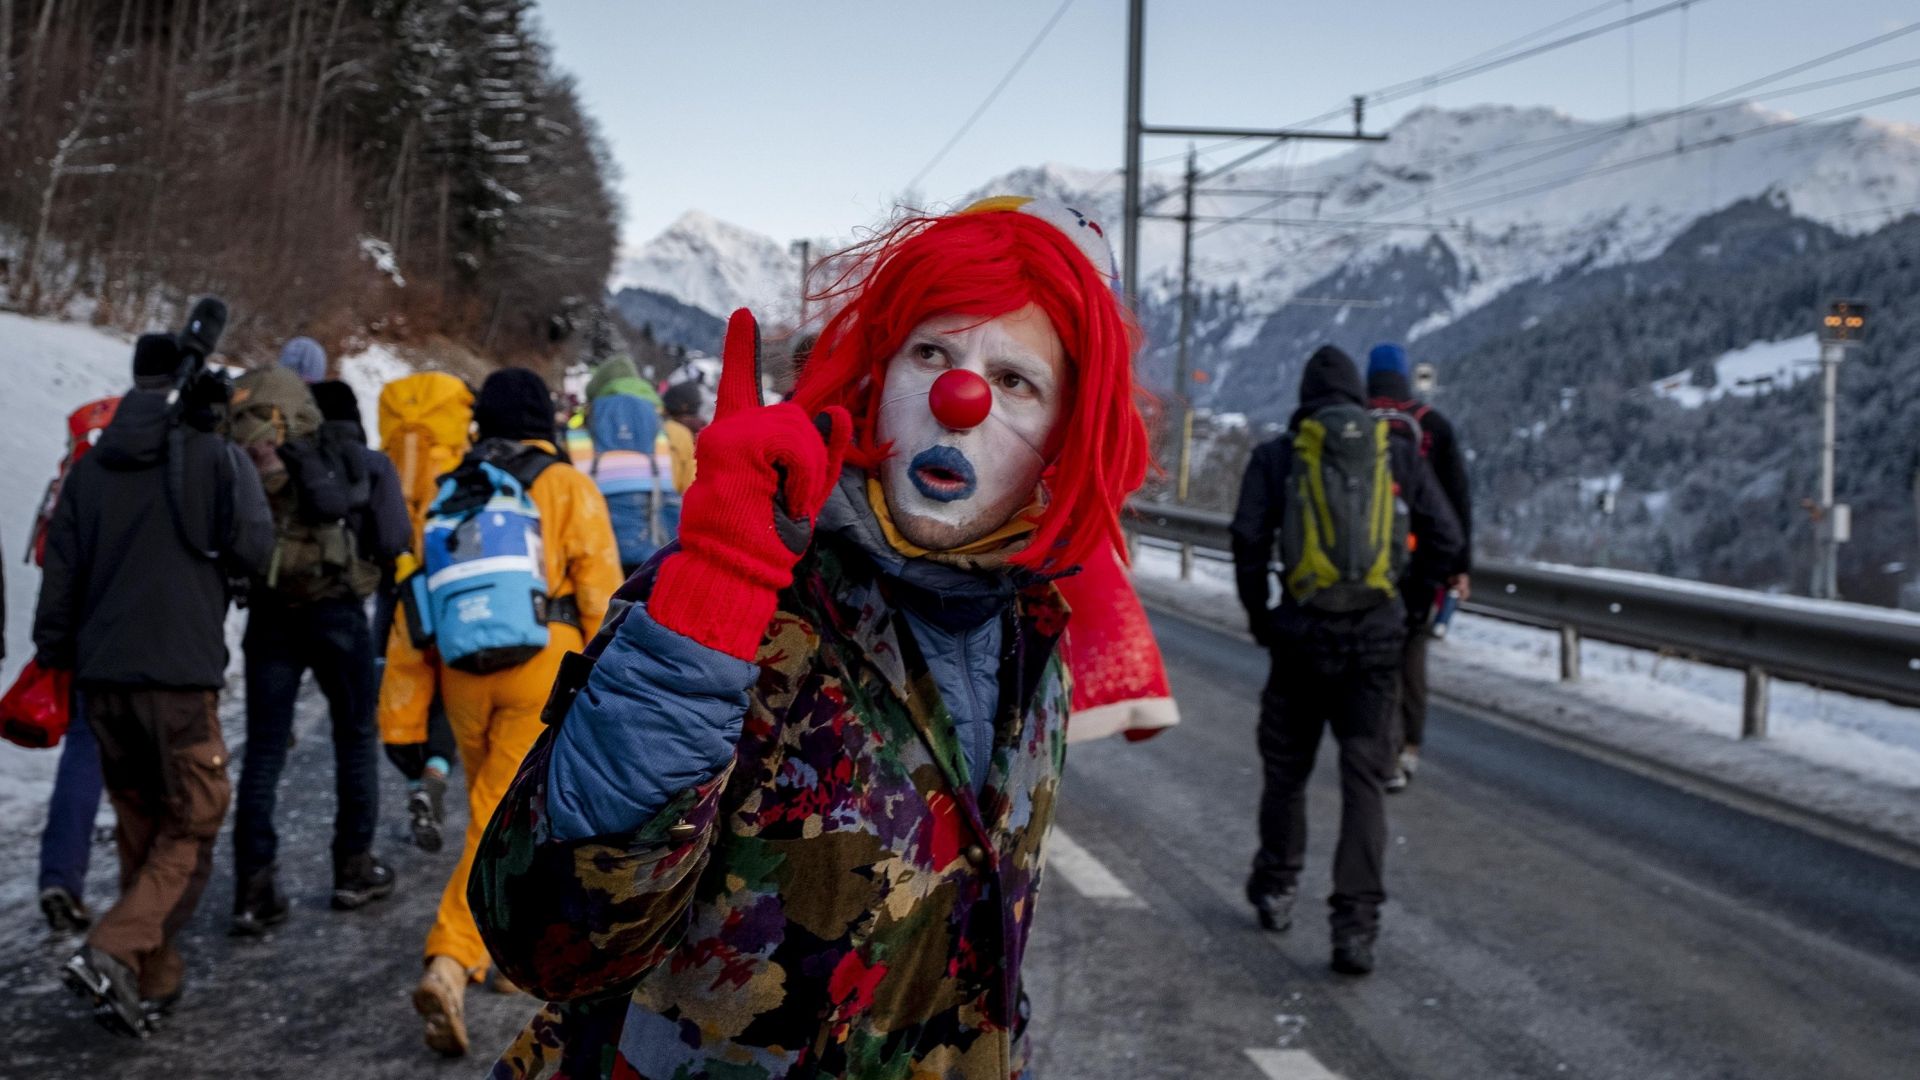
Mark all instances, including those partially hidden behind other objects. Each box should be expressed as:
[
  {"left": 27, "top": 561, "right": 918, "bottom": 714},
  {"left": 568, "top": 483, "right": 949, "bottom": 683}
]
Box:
[{"left": 716, "top": 308, "right": 764, "bottom": 421}]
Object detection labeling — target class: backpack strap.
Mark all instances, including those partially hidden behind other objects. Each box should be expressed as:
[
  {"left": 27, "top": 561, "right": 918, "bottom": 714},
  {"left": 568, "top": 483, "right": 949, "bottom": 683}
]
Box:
[{"left": 473, "top": 438, "right": 564, "bottom": 492}]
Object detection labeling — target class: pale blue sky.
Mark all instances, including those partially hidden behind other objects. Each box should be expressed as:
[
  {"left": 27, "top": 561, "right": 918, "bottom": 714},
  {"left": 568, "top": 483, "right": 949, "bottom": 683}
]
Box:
[{"left": 536, "top": 1, "right": 1920, "bottom": 249}]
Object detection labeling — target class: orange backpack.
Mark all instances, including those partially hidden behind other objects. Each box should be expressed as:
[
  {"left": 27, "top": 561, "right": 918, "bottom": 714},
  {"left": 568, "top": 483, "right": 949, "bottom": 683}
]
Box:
[{"left": 377, "top": 373, "right": 473, "bottom": 541}]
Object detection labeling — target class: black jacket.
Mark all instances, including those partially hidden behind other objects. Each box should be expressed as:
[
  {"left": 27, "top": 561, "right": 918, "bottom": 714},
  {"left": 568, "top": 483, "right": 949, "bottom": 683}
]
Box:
[
  {"left": 1368, "top": 369, "right": 1472, "bottom": 574},
  {"left": 1230, "top": 349, "right": 1464, "bottom": 666},
  {"left": 33, "top": 388, "right": 274, "bottom": 688}
]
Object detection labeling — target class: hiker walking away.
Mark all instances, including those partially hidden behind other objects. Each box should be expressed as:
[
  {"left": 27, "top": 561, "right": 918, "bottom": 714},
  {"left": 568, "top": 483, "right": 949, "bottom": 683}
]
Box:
[
  {"left": 278, "top": 335, "right": 327, "bottom": 383},
  {"left": 227, "top": 353, "right": 402, "bottom": 935},
  {"left": 661, "top": 378, "right": 705, "bottom": 493},
  {"left": 27, "top": 397, "right": 121, "bottom": 933},
  {"left": 374, "top": 372, "right": 473, "bottom": 854},
  {"left": 1366, "top": 343, "right": 1472, "bottom": 791},
  {"left": 583, "top": 356, "right": 676, "bottom": 576},
  {"left": 407, "top": 368, "right": 623, "bottom": 1056},
  {"left": 466, "top": 198, "right": 1150, "bottom": 1079},
  {"left": 33, "top": 306, "right": 274, "bottom": 1035},
  {"left": 1231, "top": 345, "right": 1462, "bottom": 976}
]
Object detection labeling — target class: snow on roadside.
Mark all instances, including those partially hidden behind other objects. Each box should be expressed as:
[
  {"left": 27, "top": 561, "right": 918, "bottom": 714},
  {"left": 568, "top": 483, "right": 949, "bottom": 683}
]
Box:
[
  {"left": 337, "top": 344, "right": 415, "bottom": 448},
  {"left": 1130, "top": 539, "right": 1920, "bottom": 794},
  {"left": 0, "top": 313, "right": 141, "bottom": 812}
]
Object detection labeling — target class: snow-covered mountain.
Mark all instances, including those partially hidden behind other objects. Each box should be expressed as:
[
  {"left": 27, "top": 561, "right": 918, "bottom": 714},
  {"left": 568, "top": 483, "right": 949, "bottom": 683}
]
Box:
[
  {"left": 616, "top": 209, "right": 803, "bottom": 324},
  {"left": 622, "top": 101, "right": 1920, "bottom": 361}
]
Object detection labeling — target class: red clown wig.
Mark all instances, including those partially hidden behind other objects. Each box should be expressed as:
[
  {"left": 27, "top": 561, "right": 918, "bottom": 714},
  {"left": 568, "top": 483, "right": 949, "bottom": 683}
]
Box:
[{"left": 791, "top": 206, "right": 1151, "bottom": 573}]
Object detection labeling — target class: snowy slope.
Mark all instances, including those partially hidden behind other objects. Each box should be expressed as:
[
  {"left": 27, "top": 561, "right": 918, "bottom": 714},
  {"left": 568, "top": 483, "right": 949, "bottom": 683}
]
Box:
[
  {"left": 0, "top": 314, "right": 141, "bottom": 810},
  {"left": 1651, "top": 333, "right": 1820, "bottom": 407}
]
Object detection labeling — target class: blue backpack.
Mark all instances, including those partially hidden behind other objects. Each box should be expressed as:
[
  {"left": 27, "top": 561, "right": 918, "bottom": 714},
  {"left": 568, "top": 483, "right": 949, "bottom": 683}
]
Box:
[
  {"left": 586, "top": 394, "right": 669, "bottom": 569},
  {"left": 418, "top": 440, "right": 561, "bottom": 674}
]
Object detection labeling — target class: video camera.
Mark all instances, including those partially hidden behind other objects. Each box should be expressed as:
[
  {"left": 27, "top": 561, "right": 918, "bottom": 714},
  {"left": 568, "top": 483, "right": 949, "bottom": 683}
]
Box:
[{"left": 171, "top": 296, "right": 232, "bottom": 432}]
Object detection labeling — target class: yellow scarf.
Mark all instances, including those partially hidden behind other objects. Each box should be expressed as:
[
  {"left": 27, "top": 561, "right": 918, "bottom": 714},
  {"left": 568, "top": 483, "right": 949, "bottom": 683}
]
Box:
[{"left": 865, "top": 478, "right": 1042, "bottom": 563}]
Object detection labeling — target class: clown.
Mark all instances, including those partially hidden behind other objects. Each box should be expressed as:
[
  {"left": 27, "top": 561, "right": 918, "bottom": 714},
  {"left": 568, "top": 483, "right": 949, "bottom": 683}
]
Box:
[{"left": 468, "top": 199, "right": 1150, "bottom": 1079}]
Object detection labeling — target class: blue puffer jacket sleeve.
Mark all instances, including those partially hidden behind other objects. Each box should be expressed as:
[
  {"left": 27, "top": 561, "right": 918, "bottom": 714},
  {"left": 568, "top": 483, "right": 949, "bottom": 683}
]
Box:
[{"left": 543, "top": 600, "right": 759, "bottom": 843}]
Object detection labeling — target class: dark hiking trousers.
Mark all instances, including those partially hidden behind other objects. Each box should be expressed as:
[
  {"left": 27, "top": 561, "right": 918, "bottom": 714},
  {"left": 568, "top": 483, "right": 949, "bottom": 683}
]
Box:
[
  {"left": 1249, "top": 650, "right": 1399, "bottom": 936},
  {"left": 234, "top": 597, "right": 380, "bottom": 879},
  {"left": 1396, "top": 627, "right": 1432, "bottom": 751},
  {"left": 84, "top": 686, "right": 229, "bottom": 1001},
  {"left": 39, "top": 694, "right": 104, "bottom": 899}
]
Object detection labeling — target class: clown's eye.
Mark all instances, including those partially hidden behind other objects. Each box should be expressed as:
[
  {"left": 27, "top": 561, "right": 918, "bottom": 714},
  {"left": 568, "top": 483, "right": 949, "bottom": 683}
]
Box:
[
  {"left": 997, "top": 371, "right": 1029, "bottom": 392},
  {"left": 914, "top": 342, "right": 946, "bottom": 364}
]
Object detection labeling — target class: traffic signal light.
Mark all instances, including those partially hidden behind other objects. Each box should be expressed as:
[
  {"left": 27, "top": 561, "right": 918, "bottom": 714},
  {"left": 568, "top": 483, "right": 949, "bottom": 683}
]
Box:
[{"left": 1819, "top": 299, "right": 1868, "bottom": 343}]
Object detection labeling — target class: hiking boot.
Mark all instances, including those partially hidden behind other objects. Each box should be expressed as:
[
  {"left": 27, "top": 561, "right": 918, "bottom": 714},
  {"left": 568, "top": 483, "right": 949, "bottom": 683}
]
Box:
[
  {"left": 408, "top": 769, "right": 448, "bottom": 854},
  {"left": 414, "top": 955, "right": 471, "bottom": 1057},
  {"left": 331, "top": 851, "right": 396, "bottom": 910},
  {"left": 62, "top": 946, "right": 150, "bottom": 1038},
  {"left": 142, "top": 988, "right": 183, "bottom": 1030},
  {"left": 1401, "top": 746, "right": 1421, "bottom": 781},
  {"left": 1248, "top": 887, "right": 1296, "bottom": 932},
  {"left": 230, "top": 866, "right": 290, "bottom": 937},
  {"left": 1384, "top": 768, "right": 1409, "bottom": 794},
  {"left": 39, "top": 886, "right": 92, "bottom": 933},
  {"left": 1331, "top": 932, "right": 1377, "bottom": 976}
]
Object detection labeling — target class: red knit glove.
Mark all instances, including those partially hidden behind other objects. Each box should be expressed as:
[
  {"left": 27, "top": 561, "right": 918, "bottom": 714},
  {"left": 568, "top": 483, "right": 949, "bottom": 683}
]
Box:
[{"left": 649, "top": 309, "right": 852, "bottom": 660}]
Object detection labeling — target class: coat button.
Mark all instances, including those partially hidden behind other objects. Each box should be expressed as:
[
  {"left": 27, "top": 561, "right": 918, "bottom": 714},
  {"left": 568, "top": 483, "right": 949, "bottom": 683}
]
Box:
[
  {"left": 666, "top": 821, "right": 698, "bottom": 842},
  {"left": 965, "top": 844, "right": 987, "bottom": 868}
]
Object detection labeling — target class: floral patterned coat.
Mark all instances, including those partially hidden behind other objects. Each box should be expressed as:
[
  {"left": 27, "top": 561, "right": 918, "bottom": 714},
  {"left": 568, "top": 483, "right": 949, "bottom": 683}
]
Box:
[{"left": 470, "top": 530, "right": 1072, "bottom": 1079}]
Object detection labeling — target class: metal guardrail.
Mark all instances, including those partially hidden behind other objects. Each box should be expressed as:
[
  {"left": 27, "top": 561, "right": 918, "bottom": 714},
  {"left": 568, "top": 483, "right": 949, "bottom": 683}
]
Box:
[{"left": 1125, "top": 501, "right": 1920, "bottom": 736}]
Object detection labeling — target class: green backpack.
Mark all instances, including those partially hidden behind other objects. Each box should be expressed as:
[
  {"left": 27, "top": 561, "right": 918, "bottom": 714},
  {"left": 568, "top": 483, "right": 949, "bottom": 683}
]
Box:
[{"left": 1280, "top": 403, "right": 1409, "bottom": 612}]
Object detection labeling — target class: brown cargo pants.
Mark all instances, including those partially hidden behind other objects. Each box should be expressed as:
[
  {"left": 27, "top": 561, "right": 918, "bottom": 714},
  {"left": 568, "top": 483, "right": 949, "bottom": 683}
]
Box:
[{"left": 83, "top": 686, "right": 231, "bottom": 1001}]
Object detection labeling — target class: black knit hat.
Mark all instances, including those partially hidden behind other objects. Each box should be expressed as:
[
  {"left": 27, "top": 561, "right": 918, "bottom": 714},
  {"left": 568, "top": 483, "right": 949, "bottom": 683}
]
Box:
[
  {"left": 133, "top": 333, "right": 185, "bottom": 379},
  {"left": 475, "top": 368, "right": 557, "bottom": 442},
  {"left": 662, "top": 381, "right": 704, "bottom": 418},
  {"left": 311, "top": 380, "right": 361, "bottom": 424}
]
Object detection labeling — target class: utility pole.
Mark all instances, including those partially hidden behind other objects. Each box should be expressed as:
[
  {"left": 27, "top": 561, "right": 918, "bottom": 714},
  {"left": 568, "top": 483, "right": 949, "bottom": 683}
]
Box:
[
  {"left": 1811, "top": 300, "right": 1867, "bottom": 599},
  {"left": 1120, "top": 0, "right": 1145, "bottom": 306},
  {"left": 791, "top": 239, "right": 813, "bottom": 326},
  {"left": 1173, "top": 145, "right": 1198, "bottom": 504},
  {"left": 1172, "top": 146, "right": 1198, "bottom": 580},
  {"left": 1118, "top": 0, "right": 1383, "bottom": 305}
]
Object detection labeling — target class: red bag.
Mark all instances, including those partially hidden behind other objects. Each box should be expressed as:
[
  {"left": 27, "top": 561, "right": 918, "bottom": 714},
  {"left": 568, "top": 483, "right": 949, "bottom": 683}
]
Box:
[
  {"left": 1057, "top": 542, "right": 1180, "bottom": 744},
  {"left": 1, "top": 660, "right": 74, "bottom": 749},
  {"left": 28, "top": 396, "right": 120, "bottom": 566}
]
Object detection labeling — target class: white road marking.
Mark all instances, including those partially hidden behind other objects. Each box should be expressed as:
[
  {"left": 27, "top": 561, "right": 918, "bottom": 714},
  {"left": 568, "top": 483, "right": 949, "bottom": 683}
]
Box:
[
  {"left": 1046, "top": 828, "right": 1148, "bottom": 908},
  {"left": 1245, "top": 1048, "right": 1343, "bottom": 1080}
]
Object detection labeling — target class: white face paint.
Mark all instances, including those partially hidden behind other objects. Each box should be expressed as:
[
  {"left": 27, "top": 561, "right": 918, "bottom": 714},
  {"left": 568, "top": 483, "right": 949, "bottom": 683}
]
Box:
[{"left": 875, "top": 305, "right": 1068, "bottom": 551}]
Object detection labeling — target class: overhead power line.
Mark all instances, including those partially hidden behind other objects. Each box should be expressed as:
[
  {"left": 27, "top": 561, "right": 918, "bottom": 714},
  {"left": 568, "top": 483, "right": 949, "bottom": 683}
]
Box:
[
  {"left": 1363, "top": 24, "right": 1920, "bottom": 221},
  {"left": 1266, "top": 18, "right": 1920, "bottom": 234},
  {"left": 1111, "top": 0, "right": 1651, "bottom": 194},
  {"left": 904, "top": 0, "right": 1077, "bottom": 195}
]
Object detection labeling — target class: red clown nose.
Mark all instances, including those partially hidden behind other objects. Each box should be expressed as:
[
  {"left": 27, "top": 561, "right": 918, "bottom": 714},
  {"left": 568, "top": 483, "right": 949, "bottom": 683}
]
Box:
[{"left": 928, "top": 369, "right": 993, "bottom": 430}]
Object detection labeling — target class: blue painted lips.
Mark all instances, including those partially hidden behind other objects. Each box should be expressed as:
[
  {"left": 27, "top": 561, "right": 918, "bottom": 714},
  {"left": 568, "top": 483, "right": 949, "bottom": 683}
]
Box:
[{"left": 907, "top": 445, "right": 977, "bottom": 502}]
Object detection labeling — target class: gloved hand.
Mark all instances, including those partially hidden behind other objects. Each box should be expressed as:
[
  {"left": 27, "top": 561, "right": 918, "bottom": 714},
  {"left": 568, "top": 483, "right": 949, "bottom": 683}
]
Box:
[{"left": 649, "top": 309, "right": 852, "bottom": 660}]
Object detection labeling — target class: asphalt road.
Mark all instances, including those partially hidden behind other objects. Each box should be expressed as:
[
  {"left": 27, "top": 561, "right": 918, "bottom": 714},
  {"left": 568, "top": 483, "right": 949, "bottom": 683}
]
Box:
[
  {"left": 1023, "top": 609, "right": 1920, "bottom": 1080},
  {"left": 2, "top": 607, "right": 1917, "bottom": 1078}
]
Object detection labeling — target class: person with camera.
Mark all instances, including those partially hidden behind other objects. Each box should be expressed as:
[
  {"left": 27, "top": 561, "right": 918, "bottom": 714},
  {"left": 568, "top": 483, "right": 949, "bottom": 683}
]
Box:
[{"left": 32, "top": 302, "right": 275, "bottom": 1037}]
